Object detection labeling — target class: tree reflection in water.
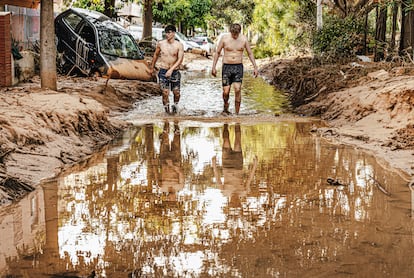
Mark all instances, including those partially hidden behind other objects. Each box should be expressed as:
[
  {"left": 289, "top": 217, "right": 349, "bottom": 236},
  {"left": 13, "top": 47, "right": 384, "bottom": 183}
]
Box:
[{"left": 1, "top": 121, "right": 412, "bottom": 277}]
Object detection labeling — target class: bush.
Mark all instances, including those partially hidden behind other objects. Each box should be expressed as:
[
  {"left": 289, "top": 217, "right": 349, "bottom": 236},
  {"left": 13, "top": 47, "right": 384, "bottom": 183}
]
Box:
[{"left": 313, "top": 15, "right": 365, "bottom": 58}]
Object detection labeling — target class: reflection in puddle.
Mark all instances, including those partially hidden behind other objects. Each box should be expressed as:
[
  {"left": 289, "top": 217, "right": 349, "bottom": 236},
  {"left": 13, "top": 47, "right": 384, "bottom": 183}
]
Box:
[{"left": 1, "top": 121, "right": 413, "bottom": 277}]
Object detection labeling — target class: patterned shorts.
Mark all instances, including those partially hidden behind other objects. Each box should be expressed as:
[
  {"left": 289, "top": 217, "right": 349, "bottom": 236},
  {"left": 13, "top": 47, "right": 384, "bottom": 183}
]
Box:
[{"left": 158, "top": 68, "right": 181, "bottom": 90}]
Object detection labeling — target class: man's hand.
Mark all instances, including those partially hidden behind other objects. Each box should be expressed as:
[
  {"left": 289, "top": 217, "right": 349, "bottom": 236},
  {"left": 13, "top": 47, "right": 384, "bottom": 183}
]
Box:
[
  {"left": 166, "top": 69, "right": 173, "bottom": 78},
  {"left": 211, "top": 68, "right": 217, "bottom": 77},
  {"left": 253, "top": 68, "right": 258, "bottom": 78}
]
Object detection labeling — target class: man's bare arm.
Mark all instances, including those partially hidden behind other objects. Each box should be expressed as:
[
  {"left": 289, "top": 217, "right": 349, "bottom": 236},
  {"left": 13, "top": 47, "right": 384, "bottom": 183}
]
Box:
[
  {"left": 245, "top": 41, "right": 258, "bottom": 77},
  {"left": 212, "top": 39, "right": 224, "bottom": 77}
]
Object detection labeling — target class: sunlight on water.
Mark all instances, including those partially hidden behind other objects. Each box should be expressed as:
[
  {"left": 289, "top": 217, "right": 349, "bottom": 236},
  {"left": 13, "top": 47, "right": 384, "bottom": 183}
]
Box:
[{"left": 1, "top": 120, "right": 411, "bottom": 277}]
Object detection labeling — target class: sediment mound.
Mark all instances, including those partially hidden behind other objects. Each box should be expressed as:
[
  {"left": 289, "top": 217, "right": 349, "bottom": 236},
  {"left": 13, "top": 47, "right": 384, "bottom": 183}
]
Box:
[
  {"left": 260, "top": 56, "right": 414, "bottom": 176},
  {"left": 0, "top": 76, "right": 161, "bottom": 205}
]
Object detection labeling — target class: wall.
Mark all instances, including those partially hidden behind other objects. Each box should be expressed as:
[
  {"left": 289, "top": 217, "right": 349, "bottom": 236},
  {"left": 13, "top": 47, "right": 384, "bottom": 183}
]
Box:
[{"left": 0, "top": 12, "right": 12, "bottom": 86}]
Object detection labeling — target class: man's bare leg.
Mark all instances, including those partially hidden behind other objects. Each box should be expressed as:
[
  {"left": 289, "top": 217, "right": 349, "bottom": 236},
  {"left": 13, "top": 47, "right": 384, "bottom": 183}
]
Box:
[
  {"left": 234, "top": 123, "right": 241, "bottom": 151},
  {"left": 162, "top": 89, "right": 170, "bottom": 113},
  {"left": 222, "top": 124, "right": 230, "bottom": 148},
  {"left": 222, "top": 86, "right": 231, "bottom": 114},
  {"left": 172, "top": 89, "right": 180, "bottom": 113},
  {"left": 234, "top": 83, "right": 242, "bottom": 115}
]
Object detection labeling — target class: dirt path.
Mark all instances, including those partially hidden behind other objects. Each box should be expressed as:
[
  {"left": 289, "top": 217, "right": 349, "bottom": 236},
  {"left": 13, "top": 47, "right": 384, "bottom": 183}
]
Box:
[{"left": 1, "top": 53, "right": 413, "bottom": 204}]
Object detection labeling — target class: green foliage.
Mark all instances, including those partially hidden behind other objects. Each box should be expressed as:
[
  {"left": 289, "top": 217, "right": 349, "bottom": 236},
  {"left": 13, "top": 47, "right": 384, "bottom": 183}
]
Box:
[
  {"left": 211, "top": 0, "right": 255, "bottom": 26},
  {"left": 312, "top": 14, "right": 365, "bottom": 58},
  {"left": 252, "top": 0, "right": 304, "bottom": 58},
  {"left": 152, "top": 0, "right": 212, "bottom": 32},
  {"left": 70, "top": 0, "right": 105, "bottom": 13},
  {"left": 153, "top": 0, "right": 188, "bottom": 25},
  {"left": 187, "top": 0, "right": 212, "bottom": 29}
]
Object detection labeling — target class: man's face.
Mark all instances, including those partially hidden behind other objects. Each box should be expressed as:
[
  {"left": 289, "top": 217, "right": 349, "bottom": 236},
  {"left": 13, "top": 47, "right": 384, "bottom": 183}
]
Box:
[
  {"left": 231, "top": 32, "right": 239, "bottom": 40},
  {"left": 165, "top": 30, "right": 175, "bottom": 40}
]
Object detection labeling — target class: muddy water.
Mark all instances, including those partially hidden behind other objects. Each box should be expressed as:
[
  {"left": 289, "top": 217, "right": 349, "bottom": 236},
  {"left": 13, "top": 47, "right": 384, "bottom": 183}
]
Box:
[
  {"left": 1, "top": 73, "right": 413, "bottom": 277},
  {"left": 121, "top": 70, "right": 290, "bottom": 120}
]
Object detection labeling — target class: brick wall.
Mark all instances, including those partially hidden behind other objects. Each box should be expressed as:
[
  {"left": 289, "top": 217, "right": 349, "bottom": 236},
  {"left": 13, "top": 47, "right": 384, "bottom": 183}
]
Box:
[{"left": 0, "top": 12, "right": 12, "bottom": 87}]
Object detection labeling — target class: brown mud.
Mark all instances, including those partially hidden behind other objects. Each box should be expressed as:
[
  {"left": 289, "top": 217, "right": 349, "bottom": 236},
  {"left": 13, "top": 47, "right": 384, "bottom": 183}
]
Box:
[
  {"left": 1, "top": 53, "right": 413, "bottom": 204},
  {"left": 259, "top": 56, "right": 414, "bottom": 178},
  {"left": 0, "top": 75, "right": 161, "bottom": 204}
]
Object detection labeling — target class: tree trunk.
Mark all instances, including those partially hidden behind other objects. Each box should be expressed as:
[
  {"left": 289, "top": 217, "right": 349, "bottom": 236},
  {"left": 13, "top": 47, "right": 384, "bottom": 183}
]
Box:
[
  {"left": 40, "top": 0, "right": 57, "bottom": 90},
  {"left": 363, "top": 10, "right": 368, "bottom": 55},
  {"left": 104, "top": 0, "right": 116, "bottom": 18},
  {"left": 143, "top": 0, "right": 153, "bottom": 39},
  {"left": 317, "top": 0, "right": 323, "bottom": 30},
  {"left": 390, "top": 2, "right": 398, "bottom": 51},
  {"left": 374, "top": 5, "right": 387, "bottom": 61},
  {"left": 399, "top": 0, "right": 414, "bottom": 56}
]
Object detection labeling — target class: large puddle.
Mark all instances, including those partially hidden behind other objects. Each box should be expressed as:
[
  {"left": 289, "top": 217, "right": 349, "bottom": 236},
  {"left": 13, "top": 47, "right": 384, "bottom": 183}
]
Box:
[{"left": 1, "top": 73, "right": 413, "bottom": 277}]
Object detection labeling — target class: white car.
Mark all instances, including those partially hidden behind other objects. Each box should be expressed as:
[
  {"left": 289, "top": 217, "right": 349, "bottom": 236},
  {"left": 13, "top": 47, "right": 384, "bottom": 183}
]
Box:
[
  {"left": 126, "top": 25, "right": 143, "bottom": 41},
  {"left": 175, "top": 31, "right": 201, "bottom": 52},
  {"left": 127, "top": 27, "right": 200, "bottom": 53},
  {"left": 126, "top": 25, "right": 164, "bottom": 41},
  {"left": 191, "top": 36, "right": 215, "bottom": 57}
]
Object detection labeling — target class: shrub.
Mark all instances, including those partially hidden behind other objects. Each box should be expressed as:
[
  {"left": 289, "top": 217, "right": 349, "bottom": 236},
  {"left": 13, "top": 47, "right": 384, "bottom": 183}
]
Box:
[{"left": 313, "top": 15, "right": 366, "bottom": 58}]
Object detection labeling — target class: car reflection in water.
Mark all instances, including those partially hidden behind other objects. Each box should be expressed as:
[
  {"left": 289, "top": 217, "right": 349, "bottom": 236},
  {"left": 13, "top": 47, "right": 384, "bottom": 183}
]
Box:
[{"left": 55, "top": 8, "right": 154, "bottom": 81}]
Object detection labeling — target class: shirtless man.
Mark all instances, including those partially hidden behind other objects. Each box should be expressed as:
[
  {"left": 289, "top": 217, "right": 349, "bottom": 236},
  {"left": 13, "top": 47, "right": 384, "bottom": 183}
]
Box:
[
  {"left": 212, "top": 23, "right": 258, "bottom": 115},
  {"left": 158, "top": 120, "right": 184, "bottom": 201},
  {"left": 150, "top": 25, "right": 184, "bottom": 114},
  {"left": 212, "top": 123, "right": 258, "bottom": 208}
]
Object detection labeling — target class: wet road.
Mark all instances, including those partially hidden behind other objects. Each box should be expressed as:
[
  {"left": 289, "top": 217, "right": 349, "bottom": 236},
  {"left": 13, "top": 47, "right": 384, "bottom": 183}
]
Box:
[
  {"left": 1, "top": 72, "right": 413, "bottom": 277},
  {"left": 121, "top": 70, "right": 290, "bottom": 121}
]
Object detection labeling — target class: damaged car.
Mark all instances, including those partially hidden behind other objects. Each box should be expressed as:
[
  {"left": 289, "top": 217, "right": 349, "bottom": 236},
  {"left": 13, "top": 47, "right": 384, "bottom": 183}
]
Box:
[{"left": 55, "top": 8, "right": 154, "bottom": 81}]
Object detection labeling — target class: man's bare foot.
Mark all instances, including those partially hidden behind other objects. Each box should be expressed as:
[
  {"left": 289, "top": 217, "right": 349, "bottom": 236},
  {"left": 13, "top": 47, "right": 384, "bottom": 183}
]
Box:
[
  {"left": 172, "top": 104, "right": 177, "bottom": 114},
  {"left": 164, "top": 105, "right": 170, "bottom": 114}
]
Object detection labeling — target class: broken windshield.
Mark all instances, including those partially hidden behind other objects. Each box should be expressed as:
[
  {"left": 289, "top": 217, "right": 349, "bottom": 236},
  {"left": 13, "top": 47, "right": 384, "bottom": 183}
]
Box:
[{"left": 98, "top": 29, "right": 143, "bottom": 59}]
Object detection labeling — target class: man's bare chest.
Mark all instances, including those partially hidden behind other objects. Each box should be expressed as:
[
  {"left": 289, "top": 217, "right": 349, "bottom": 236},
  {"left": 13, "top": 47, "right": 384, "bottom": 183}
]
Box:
[
  {"left": 225, "top": 40, "right": 244, "bottom": 52},
  {"left": 161, "top": 43, "right": 178, "bottom": 56}
]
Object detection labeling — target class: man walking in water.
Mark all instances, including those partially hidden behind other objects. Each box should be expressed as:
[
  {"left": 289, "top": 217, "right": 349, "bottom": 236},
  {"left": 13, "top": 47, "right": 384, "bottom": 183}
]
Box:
[
  {"left": 150, "top": 25, "right": 184, "bottom": 114},
  {"left": 211, "top": 23, "right": 258, "bottom": 115}
]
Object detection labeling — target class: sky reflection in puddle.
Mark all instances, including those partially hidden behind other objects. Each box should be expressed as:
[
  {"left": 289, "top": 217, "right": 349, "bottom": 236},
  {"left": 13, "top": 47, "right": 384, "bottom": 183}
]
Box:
[{"left": 1, "top": 120, "right": 412, "bottom": 277}]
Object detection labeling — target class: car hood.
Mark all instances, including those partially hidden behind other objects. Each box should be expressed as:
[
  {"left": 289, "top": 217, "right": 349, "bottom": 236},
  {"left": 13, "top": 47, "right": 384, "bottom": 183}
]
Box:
[{"left": 104, "top": 58, "right": 155, "bottom": 81}]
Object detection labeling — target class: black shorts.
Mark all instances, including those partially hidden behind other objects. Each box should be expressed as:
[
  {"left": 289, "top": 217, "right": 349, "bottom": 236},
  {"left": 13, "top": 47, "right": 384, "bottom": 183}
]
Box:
[
  {"left": 158, "top": 68, "right": 181, "bottom": 91},
  {"left": 222, "top": 148, "right": 243, "bottom": 170},
  {"left": 222, "top": 63, "right": 243, "bottom": 86}
]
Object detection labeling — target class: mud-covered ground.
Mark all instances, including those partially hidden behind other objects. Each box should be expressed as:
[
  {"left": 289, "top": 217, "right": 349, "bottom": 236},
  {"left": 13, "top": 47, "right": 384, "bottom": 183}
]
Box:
[
  {"left": 260, "top": 56, "right": 414, "bottom": 177},
  {"left": 0, "top": 75, "right": 162, "bottom": 203},
  {"left": 1, "top": 53, "right": 413, "bottom": 204}
]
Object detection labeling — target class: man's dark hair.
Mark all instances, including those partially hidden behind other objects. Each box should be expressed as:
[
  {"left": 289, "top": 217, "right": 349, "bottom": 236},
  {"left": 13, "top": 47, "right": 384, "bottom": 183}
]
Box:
[{"left": 165, "top": 25, "right": 176, "bottom": 33}]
